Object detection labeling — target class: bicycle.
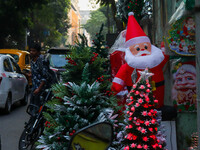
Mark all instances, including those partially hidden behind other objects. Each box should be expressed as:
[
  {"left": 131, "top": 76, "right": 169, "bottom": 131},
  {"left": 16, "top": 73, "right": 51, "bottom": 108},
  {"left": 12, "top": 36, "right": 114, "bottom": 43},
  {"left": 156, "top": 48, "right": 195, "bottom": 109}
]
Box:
[{"left": 18, "top": 89, "right": 52, "bottom": 150}]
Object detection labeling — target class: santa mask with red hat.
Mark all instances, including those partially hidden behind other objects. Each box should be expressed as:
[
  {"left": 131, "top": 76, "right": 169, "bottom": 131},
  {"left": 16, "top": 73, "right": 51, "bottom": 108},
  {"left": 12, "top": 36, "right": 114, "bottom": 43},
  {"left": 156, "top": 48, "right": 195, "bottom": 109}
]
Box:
[
  {"left": 111, "top": 12, "right": 169, "bottom": 108},
  {"left": 124, "top": 12, "right": 164, "bottom": 69}
]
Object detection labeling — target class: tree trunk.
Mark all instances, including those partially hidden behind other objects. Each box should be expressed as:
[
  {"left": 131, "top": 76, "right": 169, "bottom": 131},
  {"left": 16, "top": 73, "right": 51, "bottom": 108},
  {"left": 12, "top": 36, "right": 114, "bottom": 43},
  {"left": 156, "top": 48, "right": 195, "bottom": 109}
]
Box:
[{"left": 109, "top": 0, "right": 124, "bottom": 32}]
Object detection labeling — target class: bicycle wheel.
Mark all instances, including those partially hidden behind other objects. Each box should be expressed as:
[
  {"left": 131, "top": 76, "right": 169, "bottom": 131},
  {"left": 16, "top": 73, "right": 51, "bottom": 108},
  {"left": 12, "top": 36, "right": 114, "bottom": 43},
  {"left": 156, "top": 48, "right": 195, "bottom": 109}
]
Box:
[{"left": 18, "top": 125, "right": 44, "bottom": 150}]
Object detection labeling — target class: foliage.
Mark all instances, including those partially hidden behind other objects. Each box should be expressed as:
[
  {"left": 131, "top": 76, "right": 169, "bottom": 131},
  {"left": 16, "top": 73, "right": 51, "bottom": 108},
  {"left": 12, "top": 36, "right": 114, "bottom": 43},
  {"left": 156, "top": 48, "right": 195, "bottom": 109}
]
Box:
[
  {"left": 122, "top": 71, "right": 166, "bottom": 149},
  {"left": 0, "top": 0, "right": 71, "bottom": 49},
  {"left": 37, "top": 82, "right": 113, "bottom": 149},
  {"left": 92, "top": 0, "right": 124, "bottom": 32},
  {"left": 117, "top": 0, "right": 152, "bottom": 23},
  {"left": 83, "top": 9, "right": 107, "bottom": 40},
  {"left": 91, "top": 24, "right": 109, "bottom": 58},
  {"left": 0, "top": 0, "right": 48, "bottom": 48},
  {"left": 29, "top": 0, "right": 71, "bottom": 48}
]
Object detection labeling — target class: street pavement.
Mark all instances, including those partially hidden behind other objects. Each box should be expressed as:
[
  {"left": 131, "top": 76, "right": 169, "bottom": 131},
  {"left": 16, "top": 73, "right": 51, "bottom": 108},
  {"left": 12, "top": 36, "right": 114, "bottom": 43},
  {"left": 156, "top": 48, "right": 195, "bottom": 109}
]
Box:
[{"left": 0, "top": 100, "right": 29, "bottom": 150}]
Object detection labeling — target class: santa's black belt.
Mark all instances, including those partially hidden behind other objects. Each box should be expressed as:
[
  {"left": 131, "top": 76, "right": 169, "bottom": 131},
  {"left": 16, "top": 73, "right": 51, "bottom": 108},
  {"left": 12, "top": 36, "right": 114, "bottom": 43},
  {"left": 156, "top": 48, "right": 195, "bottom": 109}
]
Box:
[{"left": 155, "top": 80, "right": 165, "bottom": 87}]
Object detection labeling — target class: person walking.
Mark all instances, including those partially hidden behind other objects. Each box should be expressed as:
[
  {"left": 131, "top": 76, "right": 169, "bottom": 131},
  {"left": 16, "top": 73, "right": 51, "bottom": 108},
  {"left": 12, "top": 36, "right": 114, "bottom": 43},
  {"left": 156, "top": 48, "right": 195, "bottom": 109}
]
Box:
[{"left": 28, "top": 43, "right": 50, "bottom": 115}]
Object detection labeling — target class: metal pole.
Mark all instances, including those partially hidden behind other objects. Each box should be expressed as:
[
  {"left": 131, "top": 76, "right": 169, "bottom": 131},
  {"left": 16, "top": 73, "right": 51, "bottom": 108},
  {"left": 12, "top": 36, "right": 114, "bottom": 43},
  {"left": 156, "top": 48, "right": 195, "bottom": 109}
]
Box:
[
  {"left": 25, "top": 28, "right": 27, "bottom": 50},
  {"left": 195, "top": 0, "right": 200, "bottom": 149}
]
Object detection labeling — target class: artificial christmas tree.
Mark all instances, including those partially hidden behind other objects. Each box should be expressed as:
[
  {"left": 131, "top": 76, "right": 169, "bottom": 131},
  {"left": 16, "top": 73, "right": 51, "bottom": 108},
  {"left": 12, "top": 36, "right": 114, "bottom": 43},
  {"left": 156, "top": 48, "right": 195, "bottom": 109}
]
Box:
[
  {"left": 36, "top": 30, "right": 119, "bottom": 149},
  {"left": 122, "top": 68, "right": 166, "bottom": 150}
]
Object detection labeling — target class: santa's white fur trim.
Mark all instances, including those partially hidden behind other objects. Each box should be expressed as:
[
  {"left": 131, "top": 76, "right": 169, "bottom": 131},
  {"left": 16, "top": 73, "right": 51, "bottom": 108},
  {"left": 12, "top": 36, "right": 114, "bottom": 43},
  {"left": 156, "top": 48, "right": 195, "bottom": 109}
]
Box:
[
  {"left": 128, "top": 12, "right": 134, "bottom": 16},
  {"left": 125, "top": 45, "right": 164, "bottom": 69},
  {"left": 113, "top": 77, "right": 125, "bottom": 86},
  {"left": 125, "top": 36, "right": 151, "bottom": 48}
]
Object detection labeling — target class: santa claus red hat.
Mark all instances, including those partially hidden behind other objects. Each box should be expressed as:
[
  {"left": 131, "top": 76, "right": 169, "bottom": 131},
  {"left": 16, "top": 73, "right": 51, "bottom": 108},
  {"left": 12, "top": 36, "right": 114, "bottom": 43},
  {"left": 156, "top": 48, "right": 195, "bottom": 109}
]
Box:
[{"left": 125, "top": 12, "right": 151, "bottom": 48}]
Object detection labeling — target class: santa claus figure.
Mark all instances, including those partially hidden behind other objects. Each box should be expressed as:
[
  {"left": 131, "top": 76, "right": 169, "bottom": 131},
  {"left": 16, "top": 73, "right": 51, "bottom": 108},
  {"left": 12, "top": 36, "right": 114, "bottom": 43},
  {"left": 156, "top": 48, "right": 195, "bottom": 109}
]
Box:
[
  {"left": 111, "top": 12, "right": 169, "bottom": 108},
  {"left": 183, "top": 17, "right": 195, "bottom": 41},
  {"left": 179, "top": 38, "right": 188, "bottom": 53},
  {"left": 172, "top": 64, "right": 196, "bottom": 107}
]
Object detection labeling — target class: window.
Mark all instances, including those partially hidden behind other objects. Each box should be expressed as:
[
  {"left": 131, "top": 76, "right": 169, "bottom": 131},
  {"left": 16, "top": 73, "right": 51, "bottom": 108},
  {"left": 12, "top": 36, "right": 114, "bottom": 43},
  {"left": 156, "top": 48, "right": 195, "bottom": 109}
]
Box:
[
  {"left": 10, "top": 58, "right": 21, "bottom": 73},
  {"left": 9, "top": 54, "right": 19, "bottom": 62},
  {"left": 25, "top": 54, "right": 30, "bottom": 65},
  {"left": 3, "top": 59, "right": 12, "bottom": 72}
]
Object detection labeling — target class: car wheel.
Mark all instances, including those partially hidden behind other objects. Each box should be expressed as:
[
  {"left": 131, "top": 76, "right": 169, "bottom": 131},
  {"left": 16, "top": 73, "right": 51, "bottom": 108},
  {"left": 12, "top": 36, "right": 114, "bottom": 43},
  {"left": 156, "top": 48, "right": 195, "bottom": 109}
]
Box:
[
  {"left": 4, "top": 94, "right": 12, "bottom": 114},
  {"left": 21, "top": 88, "right": 29, "bottom": 106}
]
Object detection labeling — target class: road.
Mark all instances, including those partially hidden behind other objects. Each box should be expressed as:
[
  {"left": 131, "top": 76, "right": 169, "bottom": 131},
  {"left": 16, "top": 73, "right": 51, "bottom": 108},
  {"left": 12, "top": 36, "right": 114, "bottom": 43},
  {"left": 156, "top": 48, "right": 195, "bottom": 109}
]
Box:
[{"left": 0, "top": 101, "right": 29, "bottom": 150}]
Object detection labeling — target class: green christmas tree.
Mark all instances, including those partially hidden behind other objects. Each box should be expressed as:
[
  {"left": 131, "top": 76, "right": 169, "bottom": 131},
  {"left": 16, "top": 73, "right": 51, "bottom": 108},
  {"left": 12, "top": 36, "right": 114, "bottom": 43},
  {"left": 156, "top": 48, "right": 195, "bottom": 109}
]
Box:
[
  {"left": 117, "top": 0, "right": 146, "bottom": 23},
  {"left": 122, "top": 69, "right": 165, "bottom": 150},
  {"left": 36, "top": 28, "right": 119, "bottom": 149}
]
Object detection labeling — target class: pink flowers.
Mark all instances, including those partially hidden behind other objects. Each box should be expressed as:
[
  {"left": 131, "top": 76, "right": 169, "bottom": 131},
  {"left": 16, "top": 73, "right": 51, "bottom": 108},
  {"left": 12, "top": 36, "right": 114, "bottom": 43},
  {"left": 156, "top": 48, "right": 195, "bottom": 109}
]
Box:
[
  {"left": 126, "top": 133, "right": 137, "bottom": 140},
  {"left": 135, "top": 103, "right": 140, "bottom": 107},
  {"left": 151, "top": 119, "right": 156, "bottom": 124},
  {"left": 142, "top": 111, "right": 147, "bottom": 116},
  {"left": 137, "top": 144, "right": 142, "bottom": 149},
  {"left": 131, "top": 143, "right": 136, "bottom": 148},
  {"left": 154, "top": 99, "right": 158, "bottom": 103},
  {"left": 144, "top": 121, "right": 150, "bottom": 126},
  {"left": 127, "top": 101, "right": 133, "bottom": 106},
  {"left": 143, "top": 145, "right": 148, "bottom": 149},
  {"left": 135, "top": 91, "right": 140, "bottom": 95},
  {"left": 145, "top": 96, "right": 150, "bottom": 102},
  {"left": 124, "top": 146, "right": 129, "bottom": 150},
  {"left": 141, "top": 128, "right": 146, "bottom": 134},
  {"left": 129, "top": 112, "right": 133, "bottom": 116},
  {"left": 146, "top": 89, "right": 150, "bottom": 93},
  {"left": 143, "top": 136, "right": 148, "bottom": 142},
  {"left": 139, "top": 85, "right": 145, "bottom": 89},
  {"left": 131, "top": 106, "right": 135, "bottom": 112},
  {"left": 138, "top": 98, "right": 143, "bottom": 104}
]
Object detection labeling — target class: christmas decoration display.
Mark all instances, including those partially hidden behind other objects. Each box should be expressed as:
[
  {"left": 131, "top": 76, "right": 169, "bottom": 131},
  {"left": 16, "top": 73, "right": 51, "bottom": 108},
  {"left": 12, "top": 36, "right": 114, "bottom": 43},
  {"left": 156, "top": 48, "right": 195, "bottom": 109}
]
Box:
[
  {"left": 171, "top": 57, "right": 196, "bottom": 112},
  {"left": 122, "top": 68, "right": 166, "bottom": 150},
  {"left": 112, "top": 12, "right": 169, "bottom": 108},
  {"left": 167, "top": 15, "right": 195, "bottom": 56},
  {"left": 36, "top": 28, "right": 119, "bottom": 149}
]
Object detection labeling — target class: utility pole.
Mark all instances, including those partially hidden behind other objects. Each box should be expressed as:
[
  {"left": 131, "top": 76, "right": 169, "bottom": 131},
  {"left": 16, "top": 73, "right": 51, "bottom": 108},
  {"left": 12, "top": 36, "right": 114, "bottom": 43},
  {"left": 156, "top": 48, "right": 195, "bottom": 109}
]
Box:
[{"left": 195, "top": 0, "right": 200, "bottom": 149}]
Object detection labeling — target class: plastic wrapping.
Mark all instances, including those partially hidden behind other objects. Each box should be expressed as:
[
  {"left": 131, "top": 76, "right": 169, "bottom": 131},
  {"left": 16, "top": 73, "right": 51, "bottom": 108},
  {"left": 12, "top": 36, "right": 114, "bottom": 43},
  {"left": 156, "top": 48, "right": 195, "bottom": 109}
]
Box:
[
  {"left": 166, "top": 1, "right": 196, "bottom": 56},
  {"left": 170, "top": 56, "right": 196, "bottom": 112}
]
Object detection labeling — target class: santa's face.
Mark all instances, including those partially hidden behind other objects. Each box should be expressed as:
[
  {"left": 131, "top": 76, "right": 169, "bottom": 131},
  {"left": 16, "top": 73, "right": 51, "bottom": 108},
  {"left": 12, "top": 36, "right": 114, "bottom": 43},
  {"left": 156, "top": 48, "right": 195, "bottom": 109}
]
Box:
[
  {"left": 174, "top": 72, "right": 196, "bottom": 91},
  {"left": 187, "top": 18, "right": 194, "bottom": 26},
  {"left": 125, "top": 45, "right": 164, "bottom": 69},
  {"left": 129, "top": 42, "right": 151, "bottom": 57}
]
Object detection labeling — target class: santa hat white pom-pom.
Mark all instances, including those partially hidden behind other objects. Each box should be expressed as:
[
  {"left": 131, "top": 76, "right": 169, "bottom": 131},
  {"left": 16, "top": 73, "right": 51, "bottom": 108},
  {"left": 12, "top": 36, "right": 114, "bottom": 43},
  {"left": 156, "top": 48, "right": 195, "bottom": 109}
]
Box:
[{"left": 128, "top": 12, "right": 134, "bottom": 16}]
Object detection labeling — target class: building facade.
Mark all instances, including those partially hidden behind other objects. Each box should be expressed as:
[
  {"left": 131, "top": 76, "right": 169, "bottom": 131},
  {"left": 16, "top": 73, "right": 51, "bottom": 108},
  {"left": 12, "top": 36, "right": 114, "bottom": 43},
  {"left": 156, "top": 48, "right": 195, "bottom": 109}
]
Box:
[{"left": 66, "top": 0, "right": 81, "bottom": 45}]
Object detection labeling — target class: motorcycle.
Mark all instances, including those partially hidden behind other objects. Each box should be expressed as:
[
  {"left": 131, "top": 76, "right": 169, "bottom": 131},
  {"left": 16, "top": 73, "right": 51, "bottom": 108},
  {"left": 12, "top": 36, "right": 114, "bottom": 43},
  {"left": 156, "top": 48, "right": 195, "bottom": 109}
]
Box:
[
  {"left": 68, "top": 122, "right": 113, "bottom": 150},
  {"left": 18, "top": 89, "right": 52, "bottom": 150}
]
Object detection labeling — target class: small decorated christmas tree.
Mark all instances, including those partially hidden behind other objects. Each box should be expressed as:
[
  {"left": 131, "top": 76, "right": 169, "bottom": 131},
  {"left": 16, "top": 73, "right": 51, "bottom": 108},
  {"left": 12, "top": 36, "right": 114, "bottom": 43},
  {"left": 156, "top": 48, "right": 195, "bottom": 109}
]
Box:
[{"left": 122, "top": 68, "right": 165, "bottom": 150}]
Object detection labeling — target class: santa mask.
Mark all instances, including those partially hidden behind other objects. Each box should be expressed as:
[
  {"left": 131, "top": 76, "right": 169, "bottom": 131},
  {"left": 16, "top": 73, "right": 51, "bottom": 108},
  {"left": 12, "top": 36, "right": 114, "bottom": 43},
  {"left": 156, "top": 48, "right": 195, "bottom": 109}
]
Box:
[{"left": 129, "top": 42, "right": 151, "bottom": 57}]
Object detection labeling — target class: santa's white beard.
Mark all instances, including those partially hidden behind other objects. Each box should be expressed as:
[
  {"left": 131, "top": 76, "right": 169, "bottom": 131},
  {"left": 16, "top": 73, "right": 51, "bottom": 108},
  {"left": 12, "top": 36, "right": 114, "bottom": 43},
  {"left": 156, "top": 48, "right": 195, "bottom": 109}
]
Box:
[{"left": 125, "top": 45, "right": 164, "bottom": 69}]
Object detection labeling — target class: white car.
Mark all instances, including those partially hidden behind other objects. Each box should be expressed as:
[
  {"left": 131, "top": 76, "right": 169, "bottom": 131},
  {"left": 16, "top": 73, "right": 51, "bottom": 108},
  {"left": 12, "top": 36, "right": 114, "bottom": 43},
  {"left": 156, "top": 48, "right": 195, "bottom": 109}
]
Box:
[{"left": 0, "top": 54, "right": 28, "bottom": 113}]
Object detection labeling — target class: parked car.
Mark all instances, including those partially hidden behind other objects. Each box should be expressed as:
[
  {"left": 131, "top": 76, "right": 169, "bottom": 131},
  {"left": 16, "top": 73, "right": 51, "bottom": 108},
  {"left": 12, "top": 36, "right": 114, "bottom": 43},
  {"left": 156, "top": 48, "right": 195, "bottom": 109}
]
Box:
[
  {"left": 0, "top": 54, "right": 28, "bottom": 113},
  {"left": 46, "top": 47, "right": 70, "bottom": 82},
  {"left": 0, "top": 49, "right": 32, "bottom": 87}
]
